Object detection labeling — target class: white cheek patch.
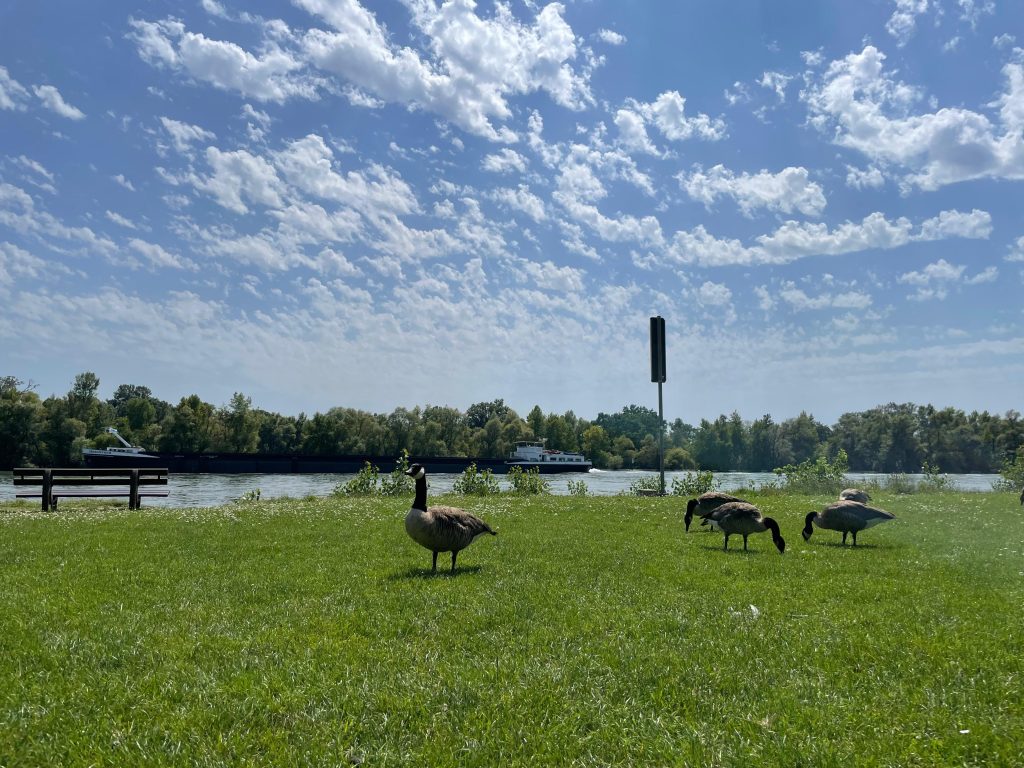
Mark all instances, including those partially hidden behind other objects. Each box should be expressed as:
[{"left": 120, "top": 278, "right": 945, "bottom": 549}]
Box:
[{"left": 414, "top": 467, "right": 426, "bottom": 480}]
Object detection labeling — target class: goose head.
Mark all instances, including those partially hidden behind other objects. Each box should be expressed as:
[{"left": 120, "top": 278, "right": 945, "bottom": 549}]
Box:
[
  {"left": 404, "top": 463, "right": 427, "bottom": 481},
  {"left": 763, "top": 517, "right": 786, "bottom": 554},
  {"left": 684, "top": 499, "right": 698, "bottom": 531},
  {"left": 801, "top": 511, "right": 816, "bottom": 541}
]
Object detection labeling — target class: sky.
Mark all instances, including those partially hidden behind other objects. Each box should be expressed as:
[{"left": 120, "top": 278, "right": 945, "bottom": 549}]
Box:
[{"left": 1, "top": 0, "right": 1022, "bottom": 426}]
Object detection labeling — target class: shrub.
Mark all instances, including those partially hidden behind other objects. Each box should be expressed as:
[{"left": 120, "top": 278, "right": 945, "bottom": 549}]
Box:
[
  {"left": 453, "top": 463, "right": 501, "bottom": 496},
  {"left": 628, "top": 475, "right": 663, "bottom": 496},
  {"left": 994, "top": 448, "right": 1024, "bottom": 493},
  {"left": 669, "top": 470, "right": 718, "bottom": 497},
  {"left": 885, "top": 473, "right": 917, "bottom": 494},
  {"left": 918, "top": 461, "right": 953, "bottom": 493},
  {"left": 567, "top": 479, "right": 588, "bottom": 496},
  {"left": 334, "top": 462, "right": 380, "bottom": 496},
  {"left": 508, "top": 465, "right": 551, "bottom": 495},
  {"left": 379, "top": 451, "right": 414, "bottom": 497},
  {"left": 774, "top": 449, "right": 849, "bottom": 494}
]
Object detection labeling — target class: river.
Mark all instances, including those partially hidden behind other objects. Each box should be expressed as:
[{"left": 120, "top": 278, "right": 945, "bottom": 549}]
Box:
[{"left": 0, "top": 470, "right": 1004, "bottom": 508}]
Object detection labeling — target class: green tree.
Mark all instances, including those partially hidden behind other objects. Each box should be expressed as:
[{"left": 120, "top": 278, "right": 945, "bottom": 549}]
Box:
[
  {"left": 0, "top": 377, "right": 44, "bottom": 468},
  {"left": 221, "top": 392, "right": 260, "bottom": 452}
]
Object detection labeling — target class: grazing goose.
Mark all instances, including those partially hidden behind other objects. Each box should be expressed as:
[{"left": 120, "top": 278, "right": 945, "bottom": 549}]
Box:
[
  {"left": 403, "top": 463, "right": 497, "bottom": 573},
  {"left": 684, "top": 491, "right": 744, "bottom": 532},
  {"left": 802, "top": 500, "right": 894, "bottom": 546},
  {"left": 839, "top": 488, "right": 871, "bottom": 503},
  {"left": 706, "top": 501, "right": 786, "bottom": 554}
]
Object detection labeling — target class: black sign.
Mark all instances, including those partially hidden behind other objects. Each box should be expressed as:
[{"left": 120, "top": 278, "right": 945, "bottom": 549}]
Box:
[{"left": 650, "top": 316, "right": 666, "bottom": 383}]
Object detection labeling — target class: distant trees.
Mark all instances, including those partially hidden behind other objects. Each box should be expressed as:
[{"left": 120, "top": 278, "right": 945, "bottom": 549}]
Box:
[{"left": 1, "top": 372, "right": 1021, "bottom": 474}]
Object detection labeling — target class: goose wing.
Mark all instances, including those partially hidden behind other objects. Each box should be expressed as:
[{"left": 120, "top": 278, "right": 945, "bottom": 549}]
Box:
[
  {"left": 840, "top": 488, "right": 871, "bottom": 503},
  {"left": 431, "top": 505, "right": 495, "bottom": 537},
  {"left": 822, "top": 500, "right": 894, "bottom": 527}
]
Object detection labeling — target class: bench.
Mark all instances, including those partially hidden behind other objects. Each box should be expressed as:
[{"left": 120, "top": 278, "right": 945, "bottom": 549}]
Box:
[{"left": 13, "top": 468, "right": 169, "bottom": 511}]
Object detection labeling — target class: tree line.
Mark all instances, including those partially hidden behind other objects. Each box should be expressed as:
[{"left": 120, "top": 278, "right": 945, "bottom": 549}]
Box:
[{"left": 1, "top": 373, "right": 1021, "bottom": 474}]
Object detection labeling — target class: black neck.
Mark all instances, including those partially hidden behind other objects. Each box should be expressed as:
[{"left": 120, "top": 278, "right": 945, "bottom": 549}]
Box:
[{"left": 413, "top": 476, "right": 427, "bottom": 511}]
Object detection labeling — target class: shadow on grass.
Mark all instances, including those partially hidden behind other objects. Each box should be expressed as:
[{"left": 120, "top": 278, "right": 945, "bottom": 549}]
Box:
[
  {"left": 388, "top": 564, "right": 485, "bottom": 580},
  {"left": 807, "top": 540, "right": 889, "bottom": 550},
  {"left": 694, "top": 543, "right": 769, "bottom": 555}
]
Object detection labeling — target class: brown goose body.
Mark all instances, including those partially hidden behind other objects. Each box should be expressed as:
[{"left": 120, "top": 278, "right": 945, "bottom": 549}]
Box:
[
  {"left": 685, "top": 491, "right": 744, "bottom": 531},
  {"left": 803, "top": 500, "right": 894, "bottom": 546},
  {"left": 404, "top": 464, "right": 496, "bottom": 572},
  {"left": 839, "top": 488, "right": 871, "bottom": 503},
  {"left": 707, "top": 501, "right": 786, "bottom": 554}
]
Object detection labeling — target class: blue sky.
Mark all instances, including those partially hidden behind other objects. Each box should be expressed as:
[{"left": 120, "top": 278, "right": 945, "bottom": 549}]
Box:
[{"left": 1, "top": 0, "right": 1022, "bottom": 424}]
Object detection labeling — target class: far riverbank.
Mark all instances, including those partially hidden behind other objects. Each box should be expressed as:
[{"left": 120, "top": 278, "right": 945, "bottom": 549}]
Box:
[{"left": 0, "top": 470, "right": 1004, "bottom": 509}]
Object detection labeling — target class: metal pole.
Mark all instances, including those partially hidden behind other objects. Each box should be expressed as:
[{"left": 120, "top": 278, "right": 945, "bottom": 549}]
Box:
[{"left": 658, "top": 380, "right": 665, "bottom": 495}]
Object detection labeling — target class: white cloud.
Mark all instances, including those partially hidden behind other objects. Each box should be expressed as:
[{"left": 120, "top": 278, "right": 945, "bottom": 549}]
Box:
[
  {"left": 33, "top": 84, "right": 85, "bottom": 120},
  {"left": 640, "top": 90, "right": 726, "bottom": 142},
  {"left": 296, "top": 0, "right": 592, "bottom": 141},
  {"left": 886, "top": 0, "right": 929, "bottom": 47},
  {"left": 614, "top": 108, "right": 657, "bottom": 154},
  {"left": 105, "top": 210, "right": 138, "bottom": 229},
  {"left": 0, "top": 66, "right": 30, "bottom": 110},
  {"left": 959, "top": 0, "right": 995, "bottom": 29},
  {"left": 482, "top": 148, "right": 528, "bottom": 174},
  {"left": 895, "top": 258, "right": 995, "bottom": 299},
  {"left": 779, "top": 281, "right": 872, "bottom": 311},
  {"left": 127, "top": 238, "right": 195, "bottom": 270},
  {"left": 112, "top": 174, "right": 136, "bottom": 191},
  {"left": 1007, "top": 236, "right": 1024, "bottom": 262},
  {"left": 845, "top": 164, "right": 887, "bottom": 189},
  {"left": 803, "top": 46, "right": 1024, "bottom": 190},
  {"left": 661, "top": 209, "right": 990, "bottom": 267},
  {"left": 197, "top": 146, "right": 287, "bottom": 213},
  {"left": 128, "top": 17, "right": 320, "bottom": 103},
  {"left": 160, "top": 116, "right": 216, "bottom": 153},
  {"left": 760, "top": 71, "right": 792, "bottom": 102},
  {"left": 489, "top": 185, "right": 546, "bottom": 222},
  {"left": 993, "top": 34, "right": 1016, "bottom": 49},
  {"left": 596, "top": 29, "right": 626, "bottom": 46},
  {"left": 679, "top": 165, "right": 826, "bottom": 217}
]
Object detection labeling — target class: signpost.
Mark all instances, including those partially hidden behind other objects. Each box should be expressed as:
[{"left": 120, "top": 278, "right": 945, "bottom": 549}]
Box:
[{"left": 650, "top": 316, "right": 666, "bottom": 495}]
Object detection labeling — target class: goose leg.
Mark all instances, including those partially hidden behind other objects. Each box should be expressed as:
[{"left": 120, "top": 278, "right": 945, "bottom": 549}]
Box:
[
  {"left": 451, "top": 550, "right": 458, "bottom": 573},
  {"left": 743, "top": 534, "right": 749, "bottom": 551},
  {"left": 432, "top": 551, "right": 438, "bottom": 572},
  {"left": 842, "top": 532, "right": 848, "bottom": 545},
  {"left": 852, "top": 531, "right": 858, "bottom": 547},
  {"left": 723, "top": 534, "right": 730, "bottom": 551}
]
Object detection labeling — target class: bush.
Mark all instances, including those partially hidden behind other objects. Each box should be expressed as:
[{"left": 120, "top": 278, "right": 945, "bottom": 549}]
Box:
[
  {"left": 379, "top": 451, "right": 414, "bottom": 497},
  {"left": 994, "top": 448, "right": 1024, "bottom": 493},
  {"left": 453, "top": 463, "right": 501, "bottom": 496},
  {"left": 885, "top": 473, "right": 917, "bottom": 494},
  {"left": 918, "top": 461, "right": 953, "bottom": 493},
  {"left": 774, "top": 450, "right": 848, "bottom": 494},
  {"left": 669, "top": 470, "right": 718, "bottom": 497},
  {"left": 334, "top": 462, "right": 380, "bottom": 496},
  {"left": 628, "top": 475, "right": 663, "bottom": 496},
  {"left": 507, "top": 465, "right": 551, "bottom": 495},
  {"left": 567, "top": 479, "right": 588, "bottom": 497}
]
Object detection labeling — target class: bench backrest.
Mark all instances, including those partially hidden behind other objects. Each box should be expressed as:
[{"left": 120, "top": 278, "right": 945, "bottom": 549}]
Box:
[{"left": 14, "top": 468, "right": 169, "bottom": 486}]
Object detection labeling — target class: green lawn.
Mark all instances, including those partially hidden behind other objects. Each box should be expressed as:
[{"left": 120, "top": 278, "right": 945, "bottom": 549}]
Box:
[{"left": 1, "top": 490, "right": 1022, "bottom": 766}]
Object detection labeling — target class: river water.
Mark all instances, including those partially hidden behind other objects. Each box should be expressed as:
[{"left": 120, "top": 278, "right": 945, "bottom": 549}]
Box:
[{"left": 0, "top": 470, "right": 1003, "bottom": 508}]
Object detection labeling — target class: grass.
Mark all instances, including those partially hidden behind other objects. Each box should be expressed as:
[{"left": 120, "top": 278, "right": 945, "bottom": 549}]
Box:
[{"left": 1, "top": 490, "right": 1022, "bottom": 767}]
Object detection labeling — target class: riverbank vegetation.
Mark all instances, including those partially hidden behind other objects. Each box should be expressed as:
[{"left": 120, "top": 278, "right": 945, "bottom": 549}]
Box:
[
  {"left": 1, "top": 491, "right": 1021, "bottom": 765},
  {"left": 2, "top": 373, "right": 1022, "bottom": 476}
]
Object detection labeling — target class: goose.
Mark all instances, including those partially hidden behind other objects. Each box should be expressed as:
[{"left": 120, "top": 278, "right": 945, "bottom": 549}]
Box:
[
  {"left": 403, "top": 463, "right": 497, "bottom": 573},
  {"left": 684, "top": 491, "right": 744, "bottom": 532},
  {"left": 802, "top": 500, "right": 894, "bottom": 546},
  {"left": 839, "top": 488, "right": 871, "bottom": 503},
  {"left": 705, "top": 501, "right": 785, "bottom": 554}
]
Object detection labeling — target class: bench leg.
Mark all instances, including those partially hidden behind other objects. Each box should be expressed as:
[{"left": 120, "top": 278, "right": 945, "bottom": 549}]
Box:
[{"left": 42, "top": 470, "right": 52, "bottom": 512}]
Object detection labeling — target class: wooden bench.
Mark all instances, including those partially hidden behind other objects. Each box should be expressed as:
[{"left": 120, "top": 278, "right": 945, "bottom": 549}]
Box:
[{"left": 13, "top": 468, "right": 169, "bottom": 511}]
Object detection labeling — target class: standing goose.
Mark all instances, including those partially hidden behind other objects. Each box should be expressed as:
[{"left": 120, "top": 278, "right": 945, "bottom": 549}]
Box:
[
  {"left": 839, "top": 488, "right": 871, "bottom": 503},
  {"left": 403, "top": 463, "right": 497, "bottom": 573},
  {"left": 802, "top": 500, "right": 894, "bottom": 546},
  {"left": 706, "top": 501, "right": 786, "bottom": 554},
  {"left": 684, "top": 491, "right": 744, "bottom": 532}
]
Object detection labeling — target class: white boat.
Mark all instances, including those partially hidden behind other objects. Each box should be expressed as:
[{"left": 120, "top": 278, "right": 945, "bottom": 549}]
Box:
[
  {"left": 82, "top": 427, "right": 162, "bottom": 467},
  {"left": 506, "top": 440, "right": 592, "bottom": 473}
]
